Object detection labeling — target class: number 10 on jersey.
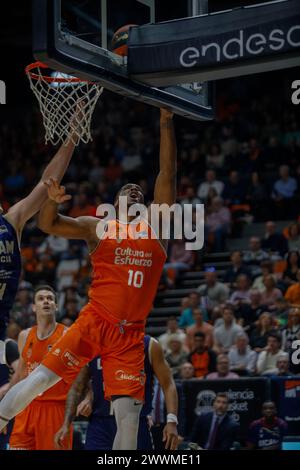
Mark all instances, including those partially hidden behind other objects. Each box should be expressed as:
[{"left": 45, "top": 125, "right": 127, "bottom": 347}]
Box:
[{"left": 128, "top": 270, "right": 144, "bottom": 288}]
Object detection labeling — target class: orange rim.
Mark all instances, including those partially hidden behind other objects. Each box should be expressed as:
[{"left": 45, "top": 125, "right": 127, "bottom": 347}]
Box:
[{"left": 25, "top": 61, "right": 89, "bottom": 83}]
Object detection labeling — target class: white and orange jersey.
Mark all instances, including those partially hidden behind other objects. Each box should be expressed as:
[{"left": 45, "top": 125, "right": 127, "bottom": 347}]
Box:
[
  {"left": 89, "top": 218, "right": 166, "bottom": 324},
  {"left": 22, "top": 323, "right": 70, "bottom": 402}
]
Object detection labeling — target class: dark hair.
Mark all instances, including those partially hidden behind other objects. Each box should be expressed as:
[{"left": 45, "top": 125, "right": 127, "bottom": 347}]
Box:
[
  {"left": 194, "top": 331, "right": 205, "bottom": 339},
  {"left": 34, "top": 285, "right": 57, "bottom": 303},
  {"left": 214, "top": 392, "right": 229, "bottom": 403},
  {"left": 267, "top": 331, "right": 281, "bottom": 344}
]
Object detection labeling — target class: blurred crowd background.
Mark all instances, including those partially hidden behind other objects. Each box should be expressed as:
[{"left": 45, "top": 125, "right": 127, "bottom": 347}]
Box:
[{"left": 1, "top": 71, "right": 300, "bottom": 449}]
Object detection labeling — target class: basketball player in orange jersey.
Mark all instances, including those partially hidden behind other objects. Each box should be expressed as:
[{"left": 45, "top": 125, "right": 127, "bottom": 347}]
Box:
[
  {"left": 7, "top": 285, "right": 73, "bottom": 450},
  {"left": 0, "top": 109, "right": 177, "bottom": 450}
]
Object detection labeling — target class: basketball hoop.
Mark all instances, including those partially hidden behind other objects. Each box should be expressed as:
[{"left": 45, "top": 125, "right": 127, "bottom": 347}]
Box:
[{"left": 25, "top": 62, "right": 104, "bottom": 146}]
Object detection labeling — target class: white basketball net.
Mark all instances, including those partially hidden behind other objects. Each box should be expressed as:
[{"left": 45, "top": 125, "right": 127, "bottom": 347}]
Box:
[{"left": 26, "top": 63, "right": 104, "bottom": 146}]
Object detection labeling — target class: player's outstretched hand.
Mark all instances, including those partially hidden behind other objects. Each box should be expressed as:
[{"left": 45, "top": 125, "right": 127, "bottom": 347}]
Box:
[
  {"left": 44, "top": 178, "right": 72, "bottom": 204},
  {"left": 54, "top": 423, "right": 71, "bottom": 449},
  {"left": 162, "top": 422, "right": 179, "bottom": 450}
]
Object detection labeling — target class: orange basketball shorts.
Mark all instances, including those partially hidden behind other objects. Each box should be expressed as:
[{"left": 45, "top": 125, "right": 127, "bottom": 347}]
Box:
[
  {"left": 42, "top": 303, "right": 146, "bottom": 401},
  {"left": 9, "top": 400, "right": 73, "bottom": 450}
]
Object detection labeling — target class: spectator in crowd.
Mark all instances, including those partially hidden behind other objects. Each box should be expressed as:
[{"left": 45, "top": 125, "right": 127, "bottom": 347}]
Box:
[
  {"left": 274, "top": 297, "right": 290, "bottom": 326},
  {"left": 228, "top": 333, "right": 257, "bottom": 376},
  {"left": 180, "top": 184, "right": 202, "bottom": 207},
  {"left": 229, "top": 274, "right": 252, "bottom": 307},
  {"left": 6, "top": 322, "right": 22, "bottom": 341},
  {"left": 222, "top": 170, "right": 246, "bottom": 206},
  {"left": 272, "top": 165, "right": 297, "bottom": 200},
  {"left": 163, "top": 239, "right": 194, "bottom": 287},
  {"left": 243, "top": 237, "right": 269, "bottom": 277},
  {"left": 205, "top": 197, "right": 231, "bottom": 252},
  {"left": 274, "top": 353, "right": 292, "bottom": 376},
  {"left": 285, "top": 269, "right": 300, "bottom": 305},
  {"left": 69, "top": 192, "right": 96, "bottom": 218},
  {"left": 261, "top": 221, "right": 288, "bottom": 256},
  {"left": 250, "top": 312, "right": 275, "bottom": 352},
  {"left": 257, "top": 333, "right": 284, "bottom": 376},
  {"left": 223, "top": 251, "right": 251, "bottom": 289},
  {"left": 286, "top": 222, "right": 300, "bottom": 251},
  {"left": 260, "top": 275, "right": 283, "bottom": 311},
  {"left": 247, "top": 401, "right": 287, "bottom": 450},
  {"left": 246, "top": 172, "right": 268, "bottom": 221},
  {"left": 165, "top": 335, "right": 188, "bottom": 379},
  {"left": 55, "top": 245, "right": 85, "bottom": 291},
  {"left": 252, "top": 260, "right": 274, "bottom": 292},
  {"left": 206, "top": 354, "right": 239, "bottom": 380},
  {"left": 179, "top": 362, "right": 195, "bottom": 380},
  {"left": 281, "top": 308, "right": 300, "bottom": 352},
  {"left": 213, "top": 306, "right": 244, "bottom": 354},
  {"left": 237, "top": 289, "right": 268, "bottom": 328},
  {"left": 178, "top": 292, "right": 203, "bottom": 328},
  {"left": 205, "top": 143, "right": 225, "bottom": 170},
  {"left": 188, "top": 332, "right": 217, "bottom": 379},
  {"left": 272, "top": 165, "right": 297, "bottom": 219},
  {"left": 197, "top": 268, "right": 229, "bottom": 311},
  {"left": 185, "top": 309, "right": 214, "bottom": 351},
  {"left": 197, "top": 170, "right": 224, "bottom": 201},
  {"left": 37, "top": 234, "right": 69, "bottom": 260},
  {"left": 158, "top": 317, "right": 187, "bottom": 353},
  {"left": 282, "top": 251, "right": 300, "bottom": 288},
  {"left": 189, "top": 393, "right": 239, "bottom": 450}
]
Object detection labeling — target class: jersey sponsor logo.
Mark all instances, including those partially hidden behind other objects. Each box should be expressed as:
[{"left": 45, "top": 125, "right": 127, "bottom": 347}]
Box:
[
  {"left": 62, "top": 350, "right": 80, "bottom": 368},
  {"left": 0, "top": 240, "right": 14, "bottom": 255},
  {"left": 0, "top": 226, "right": 8, "bottom": 235},
  {"left": 52, "top": 348, "right": 61, "bottom": 356},
  {"left": 115, "top": 369, "right": 145, "bottom": 385}
]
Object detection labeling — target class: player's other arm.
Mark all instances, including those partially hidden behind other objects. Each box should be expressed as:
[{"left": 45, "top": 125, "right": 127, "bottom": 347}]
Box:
[
  {"left": 153, "top": 109, "right": 177, "bottom": 207},
  {"left": 151, "top": 339, "right": 179, "bottom": 450},
  {"left": 54, "top": 366, "right": 91, "bottom": 449},
  {"left": 37, "top": 179, "right": 100, "bottom": 246},
  {"left": 5, "top": 140, "right": 76, "bottom": 232}
]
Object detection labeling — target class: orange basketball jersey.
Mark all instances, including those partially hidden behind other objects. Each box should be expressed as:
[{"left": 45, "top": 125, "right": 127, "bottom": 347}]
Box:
[
  {"left": 22, "top": 323, "right": 70, "bottom": 402},
  {"left": 89, "top": 218, "right": 167, "bottom": 323}
]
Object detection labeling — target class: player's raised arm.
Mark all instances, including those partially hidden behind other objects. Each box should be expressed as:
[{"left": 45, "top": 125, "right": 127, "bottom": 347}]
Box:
[
  {"left": 4, "top": 139, "right": 76, "bottom": 233},
  {"left": 151, "top": 339, "right": 179, "bottom": 450},
  {"left": 37, "top": 178, "right": 100, "bottom": 249},
  {"left": 153, "top": 109, "right": 177, "bottom": 206}
]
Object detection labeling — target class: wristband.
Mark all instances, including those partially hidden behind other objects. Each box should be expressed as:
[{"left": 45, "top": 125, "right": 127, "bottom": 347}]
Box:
[{"left": 167, "top": 413, "right": 178, "bottom": 425}]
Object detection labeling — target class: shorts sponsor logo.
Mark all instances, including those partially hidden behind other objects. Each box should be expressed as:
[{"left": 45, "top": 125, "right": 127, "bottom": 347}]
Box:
[
  {"left": 62, "top": 350, "right": 80, "bottom": 368},
  {"left": 115, "top": 369, "right": 145, "bottom": 385}
]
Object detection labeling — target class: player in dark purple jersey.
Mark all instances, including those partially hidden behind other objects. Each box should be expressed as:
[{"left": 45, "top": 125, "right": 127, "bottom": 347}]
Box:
[{"left": 247, "top": 401, "right": 288, "bottom": 450}]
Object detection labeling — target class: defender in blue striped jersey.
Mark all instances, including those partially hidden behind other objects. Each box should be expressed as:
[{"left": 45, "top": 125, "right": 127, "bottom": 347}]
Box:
[{"left": 54, "top": 336, "right": 179, "bottom": 450}]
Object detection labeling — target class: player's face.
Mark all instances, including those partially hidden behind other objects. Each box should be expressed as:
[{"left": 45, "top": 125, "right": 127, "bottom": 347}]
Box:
[
  {"left": 116, "top": 184, "right": 144, "bottom": 207},
  {"left": 262, "top": 402, "right": 276, "bottom": 418},
  {"left": 33, "top": 290, "right": 57, "bottom": 317}
]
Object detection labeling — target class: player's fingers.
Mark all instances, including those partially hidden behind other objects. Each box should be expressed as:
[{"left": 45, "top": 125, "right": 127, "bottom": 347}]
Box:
[
  {"left": 164, "top": 433, "right": 172, "bottom": 450},
  {"left": 170, "top": 435, "right": 179, "bottom": 451}
]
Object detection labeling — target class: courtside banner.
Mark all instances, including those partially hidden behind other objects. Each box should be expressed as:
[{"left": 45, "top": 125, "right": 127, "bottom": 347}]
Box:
[
  {"left": 128, "top": 0, "right": 300, "bottom": 85},
  {"left": 182, "top": 378, "right": 268, "bottom": 441},
  {"left": 271, "top": 377, "right": 300, "bottom": 435}
]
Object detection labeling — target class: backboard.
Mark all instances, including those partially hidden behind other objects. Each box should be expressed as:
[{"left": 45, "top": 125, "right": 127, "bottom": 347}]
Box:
[{"left": 32, "top": 0, "right": 215, "bottom": 121}]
